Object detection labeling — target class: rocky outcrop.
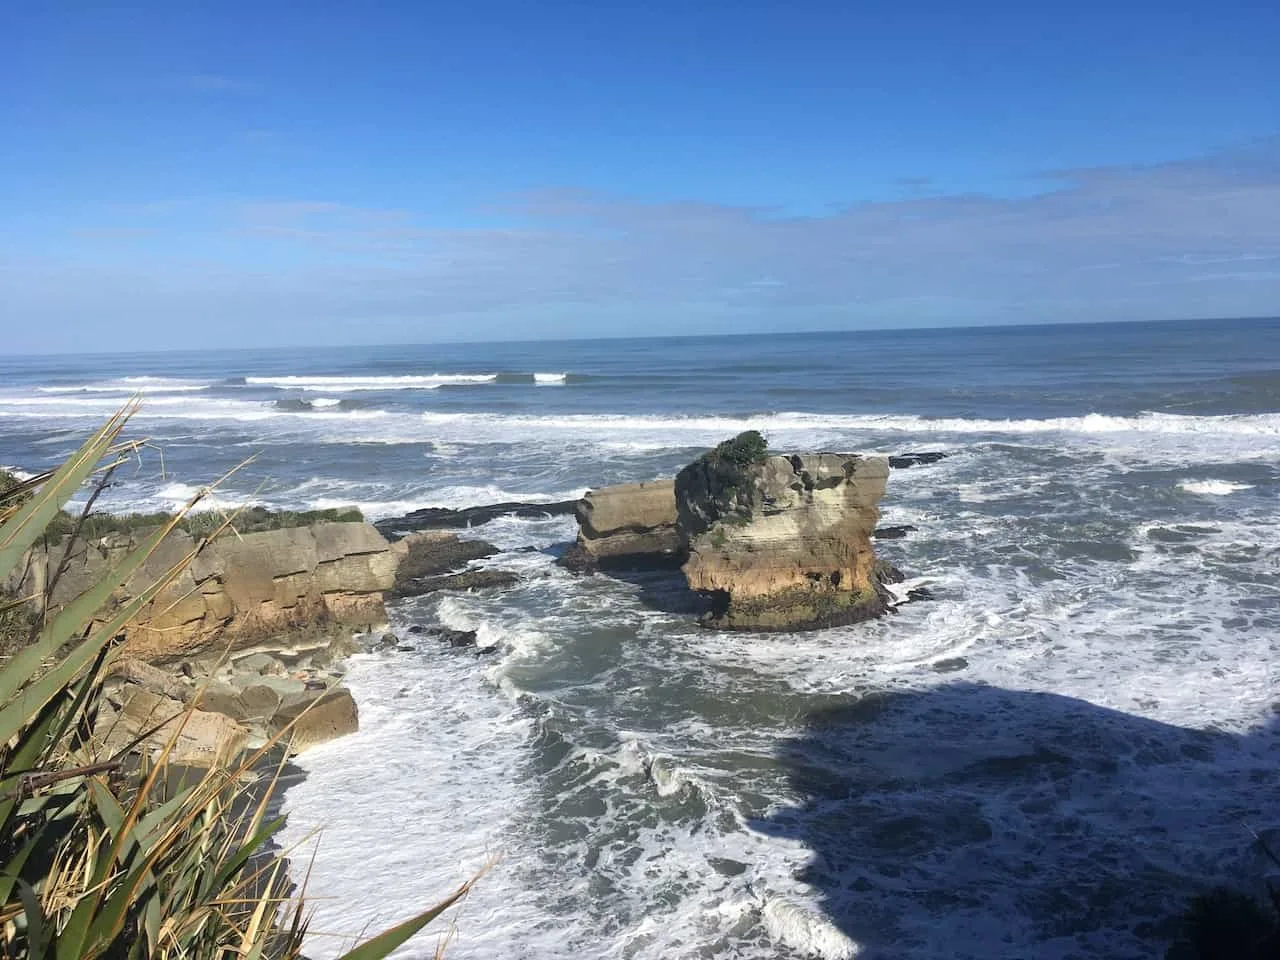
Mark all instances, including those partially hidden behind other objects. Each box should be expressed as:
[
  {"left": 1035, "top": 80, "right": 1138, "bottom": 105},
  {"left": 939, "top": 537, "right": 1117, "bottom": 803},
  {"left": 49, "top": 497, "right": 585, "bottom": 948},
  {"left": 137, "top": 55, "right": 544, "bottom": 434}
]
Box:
[
  {"left": 5, "top": 515, "right": 529, "bottom": 765},
  {"left": 677, "top": 450, "right": 893, "bottom": 631},
  {"left": 100, "top": 641, "right": 363, "bottom": 763},
  {"left": 559, "top": 480, "right": 682, "bottom": 571},
  {"left": 6, "top": 521, "right": 397, "bottom": 662}
]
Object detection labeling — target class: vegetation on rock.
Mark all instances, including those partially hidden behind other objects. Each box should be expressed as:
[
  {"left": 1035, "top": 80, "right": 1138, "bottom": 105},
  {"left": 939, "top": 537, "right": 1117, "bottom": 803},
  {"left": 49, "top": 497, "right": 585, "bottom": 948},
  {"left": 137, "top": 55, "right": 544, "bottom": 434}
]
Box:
[
  {"left": 0, "top": 406, "right": 470, "bottom": 959},
  {"left": 700, "top": 430, "right": 768, "bottom": 470}
]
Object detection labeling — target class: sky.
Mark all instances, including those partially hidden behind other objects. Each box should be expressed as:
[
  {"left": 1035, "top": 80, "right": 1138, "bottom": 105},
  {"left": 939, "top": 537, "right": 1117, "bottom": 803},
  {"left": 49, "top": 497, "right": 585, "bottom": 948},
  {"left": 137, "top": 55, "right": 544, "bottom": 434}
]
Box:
[{"left": 2, "top": 0, "right": 1279, "bottom": 353}]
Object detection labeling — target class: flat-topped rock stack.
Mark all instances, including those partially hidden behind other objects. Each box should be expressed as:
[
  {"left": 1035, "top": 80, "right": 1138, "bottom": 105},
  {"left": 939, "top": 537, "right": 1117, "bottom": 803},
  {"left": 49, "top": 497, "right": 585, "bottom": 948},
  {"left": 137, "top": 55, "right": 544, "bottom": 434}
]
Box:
[{"left": 561, "top": 432, "right": 924, "bottom": 631}]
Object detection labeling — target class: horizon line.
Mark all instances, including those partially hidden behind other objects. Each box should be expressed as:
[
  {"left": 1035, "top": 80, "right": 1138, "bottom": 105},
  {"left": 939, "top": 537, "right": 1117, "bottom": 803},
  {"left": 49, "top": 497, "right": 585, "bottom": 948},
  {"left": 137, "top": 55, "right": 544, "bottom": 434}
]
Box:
[{"left": 4, "top": 312, "right": 1278, "bottom": 360}]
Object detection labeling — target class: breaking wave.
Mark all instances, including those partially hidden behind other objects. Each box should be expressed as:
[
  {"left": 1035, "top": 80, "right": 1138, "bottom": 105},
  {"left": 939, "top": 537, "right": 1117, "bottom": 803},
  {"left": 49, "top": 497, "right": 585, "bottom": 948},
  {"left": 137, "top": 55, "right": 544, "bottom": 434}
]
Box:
[{"left": 244, "top": 374, "right": 498, "bottom": 391}]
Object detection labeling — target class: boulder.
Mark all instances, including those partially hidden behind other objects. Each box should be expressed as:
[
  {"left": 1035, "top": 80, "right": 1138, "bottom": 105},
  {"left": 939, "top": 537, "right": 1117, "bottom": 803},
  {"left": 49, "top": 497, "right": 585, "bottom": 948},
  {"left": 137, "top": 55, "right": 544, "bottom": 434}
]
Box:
[
  {"left": 676, "top": 441, "right": 893, "bottom": 631},
  {"left": 104, "top": 687, "right": 249, "bottom": 766},
  {"left": 271, "top": 688, "right": 359, "bottom": 754},
  {"left": 190, "top": 682, "right": 246, "bottom": 720},
  {"left": 237, "top": 683, "right": 283, "bottom": 719},
  {"left": 109, "top": 659, "right": 192, "bottom": 702},
  {"left": 562, "top": 480, "right": 683, "bottom": 571},
  {"left": 232, "top": 652, "right": 286, "bottom": 676}
]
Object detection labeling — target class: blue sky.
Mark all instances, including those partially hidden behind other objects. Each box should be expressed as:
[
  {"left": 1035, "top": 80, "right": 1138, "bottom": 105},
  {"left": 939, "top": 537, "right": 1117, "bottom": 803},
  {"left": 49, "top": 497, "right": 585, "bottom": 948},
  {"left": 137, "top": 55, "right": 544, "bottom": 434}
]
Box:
[{"left": 2, "top": 0, "right": 1279, "bottom": 352}]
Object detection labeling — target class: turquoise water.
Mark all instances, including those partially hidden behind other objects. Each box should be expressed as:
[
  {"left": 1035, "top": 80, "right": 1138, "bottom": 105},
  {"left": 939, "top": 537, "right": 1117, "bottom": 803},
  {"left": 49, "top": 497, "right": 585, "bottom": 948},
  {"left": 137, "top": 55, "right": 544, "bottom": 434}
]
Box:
[{"left": 2, "top": 316, "right": 1278, "bottom": 958}]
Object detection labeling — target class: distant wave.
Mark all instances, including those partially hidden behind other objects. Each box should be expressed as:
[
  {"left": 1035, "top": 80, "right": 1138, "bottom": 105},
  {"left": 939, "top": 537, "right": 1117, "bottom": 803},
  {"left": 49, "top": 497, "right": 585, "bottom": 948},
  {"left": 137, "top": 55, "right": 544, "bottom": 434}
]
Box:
[
  {"left": 413, "top": 409, "right": 1280, "bottom": 437},
  {"left": 492, "top": 372, "right": 572, "bottom": 385},
  {"left": 0, "top": 393, "right": 391, "bottom": 422},
  {"left": 244, "top": 374, "right": 498, "bottom": 391},
  {"left": 36, "top": 377, "right": 211, "bottom": 394}
]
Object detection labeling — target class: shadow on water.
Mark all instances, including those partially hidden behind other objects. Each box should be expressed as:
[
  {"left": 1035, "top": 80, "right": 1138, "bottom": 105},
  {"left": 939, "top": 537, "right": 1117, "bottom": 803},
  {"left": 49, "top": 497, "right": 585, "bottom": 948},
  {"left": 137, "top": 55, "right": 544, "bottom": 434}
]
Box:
[
  {"left": 751, "top": 683, "right": 1280, "bottom": 960},
  {"left": 601, "top": 565, "right": 711, "bottom": 617}
]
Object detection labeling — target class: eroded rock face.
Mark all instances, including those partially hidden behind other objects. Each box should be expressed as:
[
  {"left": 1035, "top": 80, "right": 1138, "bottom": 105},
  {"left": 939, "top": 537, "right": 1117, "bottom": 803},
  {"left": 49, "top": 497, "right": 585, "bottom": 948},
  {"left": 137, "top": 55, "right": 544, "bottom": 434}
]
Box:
[
  {"left": 677, "top": 453, "right": 892, "bottom": 631},
  {"left": 560, "top": 479, "right": 682, "bottom": 570},
  {"left": 6, "top": 521, "right": 397, "bottom": 662}
]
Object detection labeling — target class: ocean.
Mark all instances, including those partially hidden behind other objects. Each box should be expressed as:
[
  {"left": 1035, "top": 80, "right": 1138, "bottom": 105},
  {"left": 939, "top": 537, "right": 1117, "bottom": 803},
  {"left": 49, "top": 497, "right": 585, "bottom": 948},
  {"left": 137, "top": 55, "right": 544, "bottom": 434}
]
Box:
[{"left": 2, "top": 316, "right": 1278, "bottom": 959}]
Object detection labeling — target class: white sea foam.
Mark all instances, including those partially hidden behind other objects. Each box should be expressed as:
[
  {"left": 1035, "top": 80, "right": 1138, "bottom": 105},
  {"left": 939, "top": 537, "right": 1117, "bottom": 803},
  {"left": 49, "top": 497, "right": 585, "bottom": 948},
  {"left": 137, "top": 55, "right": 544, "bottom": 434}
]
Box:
[
  {"left": 761, "top": 898, "right": 860, "bottom": 959},
  {"left": 244, "top": 374, "right": 498, "bottom": 391},
  {"left": 1177, "top": 479, "right": 1254, "bottom": 495},
  {"left": 412, "top": 409, "right": 1280, "bottom": 439},
  {"left": 309, "top": 397, "right": 342, "bottom": 408},
  {"left": 534, "top": 372, "right": 567, "bottom": 384},
  {"left": 35, "top": 376, "right": 212, "bottom": 394}
]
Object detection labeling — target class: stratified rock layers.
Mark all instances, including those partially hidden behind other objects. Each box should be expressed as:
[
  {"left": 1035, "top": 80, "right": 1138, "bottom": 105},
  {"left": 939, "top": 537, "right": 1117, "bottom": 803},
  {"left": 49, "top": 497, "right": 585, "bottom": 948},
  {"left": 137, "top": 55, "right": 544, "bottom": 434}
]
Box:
[
  {"left": 561, "top": 479, "right": 682, "bottom": 570},
  {"left": 676, "top": 453, "right": 892, "bottom": 631},
  {"left": 6, "top": 521, "right": 397, "bottom": 661}
]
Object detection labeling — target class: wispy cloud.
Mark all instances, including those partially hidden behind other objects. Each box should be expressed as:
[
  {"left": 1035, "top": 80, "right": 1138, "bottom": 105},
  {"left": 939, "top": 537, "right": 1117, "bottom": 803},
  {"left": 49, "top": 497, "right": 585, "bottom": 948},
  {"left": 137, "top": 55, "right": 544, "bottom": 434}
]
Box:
[{"left": 4, "top": 140, "right": 1279, "bottom": 349}]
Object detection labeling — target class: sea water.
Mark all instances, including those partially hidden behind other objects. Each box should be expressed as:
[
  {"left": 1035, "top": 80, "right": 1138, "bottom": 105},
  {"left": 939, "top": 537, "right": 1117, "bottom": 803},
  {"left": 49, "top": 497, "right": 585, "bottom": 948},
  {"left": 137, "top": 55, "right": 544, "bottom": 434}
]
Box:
[{"left": 1, "top": 317, "right": 1278, "bottom": 958}]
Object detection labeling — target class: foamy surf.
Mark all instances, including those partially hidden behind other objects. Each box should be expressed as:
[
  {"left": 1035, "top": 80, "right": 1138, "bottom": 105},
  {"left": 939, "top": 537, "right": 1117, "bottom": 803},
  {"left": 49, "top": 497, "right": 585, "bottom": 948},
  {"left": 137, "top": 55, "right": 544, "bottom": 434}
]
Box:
[
  {"left": 534, "top": 372, "right": 568, "bottom": 384},
  {"left": 244, "top": 373, "right": 498, "bottom": 390},
  {"left": 762, "top": 899, "right": 860, "bottom": 959},
  {"left": 35, "top": 376, "right": 212, "bottom": 394},
  {"left": 1178, "top": 479, "right": 1255, "bottom": 495}
]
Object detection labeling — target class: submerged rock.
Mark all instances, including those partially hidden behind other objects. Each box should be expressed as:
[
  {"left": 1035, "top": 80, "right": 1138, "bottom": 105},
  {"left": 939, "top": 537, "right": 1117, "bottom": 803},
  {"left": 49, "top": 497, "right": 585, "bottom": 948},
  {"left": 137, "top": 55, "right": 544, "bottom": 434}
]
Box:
[
  {"left": 873, "top": 524, "right": 917, "bottom": 540},
  {"left": 676, "top": 438, "right": 893, "bottom": 631},
  {"left": 387, "top": 531, "right": 502, "bottom": 598},
  {"left": 560, "top": 479, "right": 683, "bottom": 571},
  {"left": 375, "top": 500, "right": 579, "bottom": 538},
  {"left": 406, "top": 569, "right": 519, "bottom": 595},
  {"left": 887, "top": 451, "right": 950, "bottom": 469}
]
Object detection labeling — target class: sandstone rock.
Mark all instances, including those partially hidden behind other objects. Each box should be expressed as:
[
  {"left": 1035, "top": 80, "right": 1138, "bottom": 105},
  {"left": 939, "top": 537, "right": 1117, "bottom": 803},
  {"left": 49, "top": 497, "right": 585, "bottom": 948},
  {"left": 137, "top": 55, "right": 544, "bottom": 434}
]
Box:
[
  {"left": 105, "top": 687, "right": 248, "bottom": 766},
  {"left": 248, "top": 675, "right": 308, "bottom": 701},
  {"left": 233, "top": 652, "right": 286, "bottom": 676},
  {"left": 562, "top": 480, "right": 683, "bottom": 571},
  {"left": 110, "top": 659, "right": 192, "bottom": 702},
  {"left": 271, "top": 688, "right": 359, "bottom": 754},
  {"left": 677, "top": 445, "right": 892, "bottom": 631},
  {"left": 190, "top": 682, "right": 246, "bottom": 719},
  {"left": 237, "top": 684, "right": 282, "bottom": 719},
  {"left": 6, "top": 520, "right": 398, "bottom": 663}
]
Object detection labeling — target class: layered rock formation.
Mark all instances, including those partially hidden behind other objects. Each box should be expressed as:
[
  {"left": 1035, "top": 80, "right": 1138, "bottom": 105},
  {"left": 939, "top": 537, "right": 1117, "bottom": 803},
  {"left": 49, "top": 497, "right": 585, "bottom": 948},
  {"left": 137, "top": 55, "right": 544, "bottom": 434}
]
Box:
[
  {"left": 559, "top": 479, "right": 682, "bottom": 571},
  {"left": 7, "top": 517, "right": 520, "bottom": 763},
  {"left": 676, "top": 443, "right": 893, "bottom": 631},
  {"left": 5, "top": 521, "right": 397, "bottom": 662}
]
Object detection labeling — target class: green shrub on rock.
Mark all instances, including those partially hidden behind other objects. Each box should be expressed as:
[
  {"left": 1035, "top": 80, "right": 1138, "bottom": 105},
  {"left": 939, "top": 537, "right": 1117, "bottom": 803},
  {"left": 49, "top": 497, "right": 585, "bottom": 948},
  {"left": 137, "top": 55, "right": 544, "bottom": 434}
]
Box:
[{"left": 703, "top": 430, "right": 768, "bottom": 469}]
